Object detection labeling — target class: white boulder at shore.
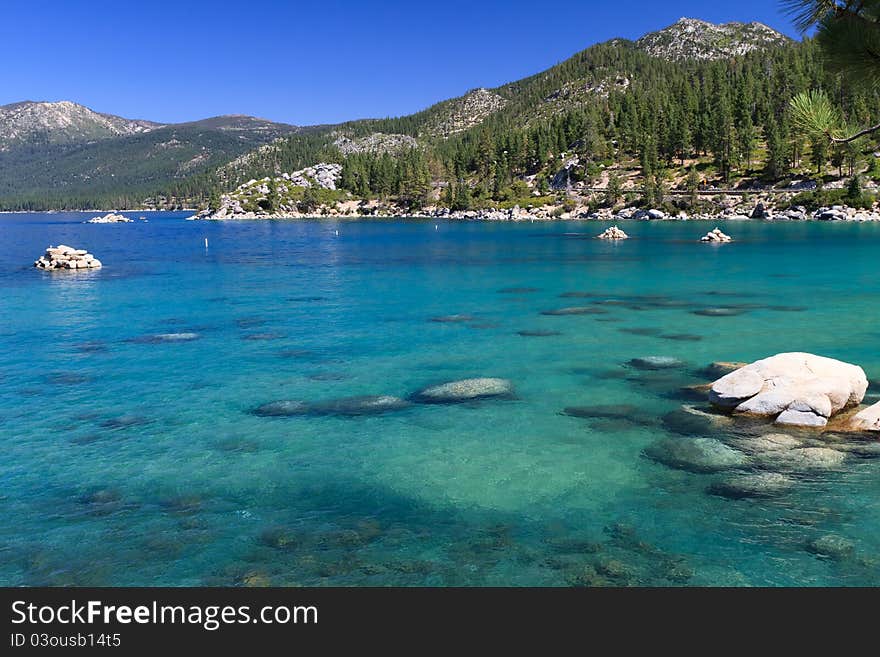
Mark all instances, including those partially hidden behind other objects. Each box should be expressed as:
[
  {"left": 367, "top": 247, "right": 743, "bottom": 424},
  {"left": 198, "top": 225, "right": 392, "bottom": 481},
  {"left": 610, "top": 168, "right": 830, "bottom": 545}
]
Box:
[
  {"left": 700, "top": 227, "right": 732, "bottom": 242},
  {"left": 596, "top": 225, "right": 629, "bottom": 240},
  {"left": 709, "top": 352, "right": 868, "bottom": 427},
  {"left": 86, "top": 212, "right": 132, "bottom": 224},
  {"left": 849, "top": 401, "right": 880, "bottom": 431},
  {"left": 34, "top": 245, "right": 102, "bottom": 270}
]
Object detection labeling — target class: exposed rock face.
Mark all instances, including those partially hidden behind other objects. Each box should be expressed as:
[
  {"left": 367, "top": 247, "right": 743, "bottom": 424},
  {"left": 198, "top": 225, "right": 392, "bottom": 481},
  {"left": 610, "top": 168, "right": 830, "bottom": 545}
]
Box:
[
  {"left": 751, "top": 203, "right": 767, "bottom": 219},
  {"left": 709, "top": 353, "right": 868, "bottom": 427},
  {"left": 596, "top": 225, "right": 629, "bottom": 240},
  {"left": 34, "top": 245, "right": 102, "bottom": 270},
  {"left": 700, "top": 227, "right": 732, "bottom": 242},
  {"left": 421, "top": 88, "right": 507, "bottom": 138},
  {"left": 333, "top": 132, "right": 419, "bottom": 156},
  {"left": 411, "top": 378, "right": 514, "bottom": 404},
  {"left": 281, "top": 163, "right": 342, "bottom": 190},
  {"left": 86, "top": 212, "right": 132, "bottom": 224},
  {"left": 636, "top": 17, "right": 791, "bottom": 61}
]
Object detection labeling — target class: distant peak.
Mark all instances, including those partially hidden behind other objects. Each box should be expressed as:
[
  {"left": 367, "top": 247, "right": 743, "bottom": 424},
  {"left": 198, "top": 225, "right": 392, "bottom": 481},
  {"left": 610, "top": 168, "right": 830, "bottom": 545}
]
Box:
[{"left": 636, "top": 16, "right": 791, "bottom": 61}]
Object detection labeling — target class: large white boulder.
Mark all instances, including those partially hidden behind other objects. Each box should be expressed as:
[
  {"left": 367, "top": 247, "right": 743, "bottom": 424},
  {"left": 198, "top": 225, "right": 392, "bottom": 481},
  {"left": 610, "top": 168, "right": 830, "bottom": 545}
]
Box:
[{"left": 709, "top": 353, "right": 868, "bottom": 428}]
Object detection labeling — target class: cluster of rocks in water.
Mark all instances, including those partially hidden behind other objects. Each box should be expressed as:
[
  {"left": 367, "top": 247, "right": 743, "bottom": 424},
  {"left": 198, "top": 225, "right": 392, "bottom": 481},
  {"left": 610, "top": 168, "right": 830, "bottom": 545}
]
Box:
[
  {"left": 33, "top": 244, "right": 102, "bottom": 270},
  {"left": 85, "top": 212, "right": 132, "bottom": 224},
  {"left": 700, "top": 227, "right": 732, "bottom": 242},
  {"left": 596, "top": 225, "right": 629, "bottom": 240},
  {"left": 253, "top": 377, "right": 514, "bottom": 417},
  {"left": 635, "top": 352, "right": 880, "bottom": 501},
  {"left": 709, "top": 353, "right": 871, "bottom": 429}
]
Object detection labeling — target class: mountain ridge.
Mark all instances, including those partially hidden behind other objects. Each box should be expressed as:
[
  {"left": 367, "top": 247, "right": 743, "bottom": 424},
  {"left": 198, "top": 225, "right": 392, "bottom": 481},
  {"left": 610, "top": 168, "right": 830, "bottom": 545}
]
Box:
[{"left": 0, "top": 17, "right": 833, "bottom": 211}]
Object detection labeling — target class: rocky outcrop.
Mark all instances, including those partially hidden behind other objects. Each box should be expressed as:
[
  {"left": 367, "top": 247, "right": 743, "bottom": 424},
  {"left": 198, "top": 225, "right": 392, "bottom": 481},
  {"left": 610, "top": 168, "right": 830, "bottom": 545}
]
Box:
[
  {"left": 86, "top": 212, "right": 132, "bottom": 224},
  {"left": 34, "top": 245, "right": 102, "bottom": 270},
  {"left": 281, "top": 163, "right": 342, "bottom": 190},
  {"left": 709, "top": 353, "right": 868, "bottom": 427},
  {"left": 420, "top": 88, "right": 507, "bottom": 138},
  {"left": 700, "top": 227, "right": 732, "bottom": 242},
  {"left": 636, "top": 17, "right": 791, "bottom": 61},
  {"left": 333, "top": 132, "right": 419, "bottom": 156},
  {"left": 596, "top": 225, "right": 629, "bottom": 240}
]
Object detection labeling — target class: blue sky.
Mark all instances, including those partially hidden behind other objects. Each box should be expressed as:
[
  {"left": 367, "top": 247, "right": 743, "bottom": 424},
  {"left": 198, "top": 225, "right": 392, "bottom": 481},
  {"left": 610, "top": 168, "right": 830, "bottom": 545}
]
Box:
[{"left": 1, "top": 0, "right": 798, "bottom": 126}]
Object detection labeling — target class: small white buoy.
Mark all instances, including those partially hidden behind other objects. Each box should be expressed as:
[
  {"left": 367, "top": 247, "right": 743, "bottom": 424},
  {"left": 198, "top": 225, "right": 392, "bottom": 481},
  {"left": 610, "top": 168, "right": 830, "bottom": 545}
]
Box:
[
  {"left": 435, "top": 224, "right": 438, "bottom": 230},
  {"left": 204, "top": 238, "right": 208, "bottom": 249},
  {"left": 335, "top": 229, "right": 339, "bottom": 236}
]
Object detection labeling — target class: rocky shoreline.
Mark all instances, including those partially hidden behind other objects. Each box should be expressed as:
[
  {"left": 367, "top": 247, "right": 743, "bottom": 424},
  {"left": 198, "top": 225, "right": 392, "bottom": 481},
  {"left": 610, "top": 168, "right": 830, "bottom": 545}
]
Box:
[{"left": 189, "top": 200, "right": 880, "bottom": 222}]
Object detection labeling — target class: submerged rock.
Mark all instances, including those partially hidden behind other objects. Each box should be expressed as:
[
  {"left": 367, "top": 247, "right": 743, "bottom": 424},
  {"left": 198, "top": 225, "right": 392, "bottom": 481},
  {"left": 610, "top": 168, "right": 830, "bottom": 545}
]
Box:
[
  {"left": 806, "top": 534, "right": 855, "bottom": 560},
  {"left": 253, "top": 395, "right": 410, "bottom": 417},
  {"left": 48, "top": 371, "right": 92, "bottom": 385},
  {"left": 701, "top": 361, "right": 748, "bottom": 378},
  {"left": 517, "top": 329, "right": 562, "bottom": 337},
  {"left": 252, "top": 400, "right": 309, "bottom": 416},
  {"left": 709, "top": 352, "right": 868, "bottom": 428},
  {"left": 753, "top": 446, "right": 847, "bottom": 472},
  {"left": 563, "top": 404, "right": 656, "bottom": 427},
  {"left": 131, "top": 332, "right": 201, "bottom": 344},
  {"left": 540, "top": 306, "right": 607, "bottom": 316},
  {"left": 411, "top": 378, "right": 514, "bottom": 404},
  {"left": 430, "top": 314, "right": 475, "bottom": 323},
  {"left": 628, "top": 356, "right": 685, "bottom": 371},
  {"left": 644, "top": 437, "right": 748, "bottom": 473},
  {"left": 241, "top": 332, "right": 286, "bottom": 341},
  {"left": 708, "top": 472, "right": 795, "bottom": 499},
  {"left": 692, "top": 307, "right": 747, "bottom": 317},
  {"left": 619, "top": 327, "right": 663, "bottom": 337},
  {"left": 661, "top": 333, "right": 702, "bottom": 342},
  {"left": 498, "top": 287, "right": 540, "bottom": 294},
  {"left": 728, "top": 433, "right": 802, "bottom": 455}
]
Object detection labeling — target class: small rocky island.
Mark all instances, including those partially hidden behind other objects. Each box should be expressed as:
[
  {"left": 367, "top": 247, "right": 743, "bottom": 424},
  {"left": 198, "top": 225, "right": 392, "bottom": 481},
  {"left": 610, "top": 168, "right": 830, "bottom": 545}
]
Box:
[
  {"left": 708, "top": 352, "right": 871, "bottom": 428},
  {"left": 596, "top": 225, "right": 629, "bottom": 240},
  {"left": 34, "top": 245, "right": 102, "bottom": 270},
  {"left": 700, "top": 227, "right": 732, "bottom": 242},
  {"left": 86, "top": 212, "right": 132, "bottom": 224}
]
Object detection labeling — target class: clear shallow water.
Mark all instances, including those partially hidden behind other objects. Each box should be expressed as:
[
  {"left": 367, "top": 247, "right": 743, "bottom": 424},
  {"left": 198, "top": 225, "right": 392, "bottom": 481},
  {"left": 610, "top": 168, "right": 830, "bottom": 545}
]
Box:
[{"left": 1, "top": 211, "right": 879, "bottom": 586}]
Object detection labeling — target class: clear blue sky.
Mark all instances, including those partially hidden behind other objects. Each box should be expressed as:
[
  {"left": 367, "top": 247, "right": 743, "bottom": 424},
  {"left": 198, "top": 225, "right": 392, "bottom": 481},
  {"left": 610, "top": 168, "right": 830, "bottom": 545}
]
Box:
[{"left": 1, "top": 0, "right": 798, "bottom": 126}]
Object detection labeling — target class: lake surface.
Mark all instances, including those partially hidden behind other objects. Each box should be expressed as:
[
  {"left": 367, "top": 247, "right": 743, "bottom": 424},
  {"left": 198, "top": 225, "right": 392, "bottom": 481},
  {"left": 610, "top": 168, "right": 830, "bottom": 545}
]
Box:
[{"left": 1, "top": 212, "right": 879, "bottom": 586}]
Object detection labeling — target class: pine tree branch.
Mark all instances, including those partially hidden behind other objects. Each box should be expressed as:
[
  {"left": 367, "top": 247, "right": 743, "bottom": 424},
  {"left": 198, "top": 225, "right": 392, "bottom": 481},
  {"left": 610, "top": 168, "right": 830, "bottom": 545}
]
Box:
[{"left": 830, "top": 121, "right": 880, "bottom": 142}]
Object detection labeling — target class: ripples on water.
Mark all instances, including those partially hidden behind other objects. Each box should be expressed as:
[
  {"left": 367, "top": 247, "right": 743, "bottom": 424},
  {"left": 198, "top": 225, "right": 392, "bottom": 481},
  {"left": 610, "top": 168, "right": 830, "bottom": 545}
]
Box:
[{"left": 0, "top": 213, "right": 878, "bottom": 586}]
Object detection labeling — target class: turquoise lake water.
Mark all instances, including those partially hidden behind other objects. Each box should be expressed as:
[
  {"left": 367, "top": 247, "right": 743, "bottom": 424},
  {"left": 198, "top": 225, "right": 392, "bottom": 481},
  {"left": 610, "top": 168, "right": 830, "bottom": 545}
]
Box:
[{"left": 1, "top": 212, "right": 879, "bottom": 586}]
